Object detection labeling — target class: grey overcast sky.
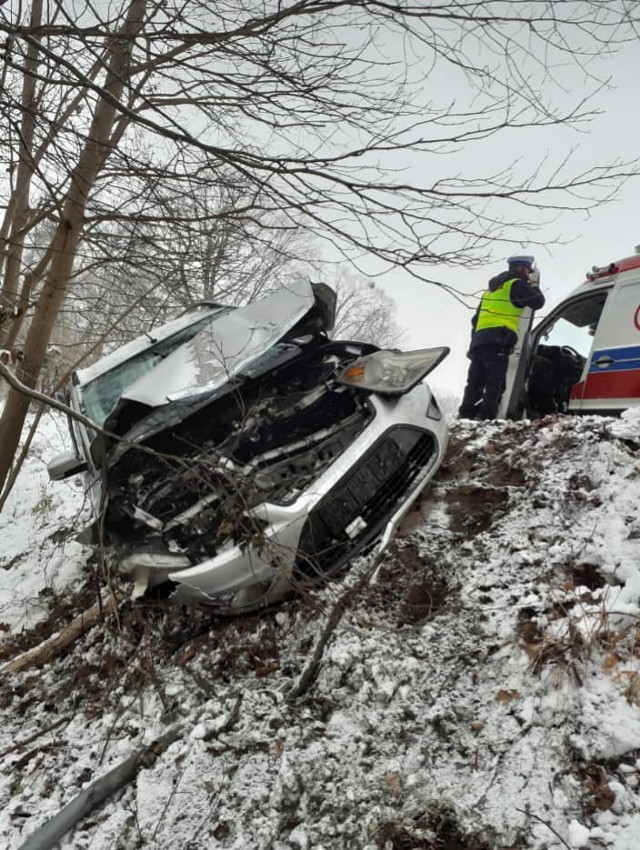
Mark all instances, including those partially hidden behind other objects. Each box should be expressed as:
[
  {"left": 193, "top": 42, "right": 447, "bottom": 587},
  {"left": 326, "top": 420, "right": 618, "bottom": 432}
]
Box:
[{"left": 378, "top": 37, "right": 640, "bottom": 401}]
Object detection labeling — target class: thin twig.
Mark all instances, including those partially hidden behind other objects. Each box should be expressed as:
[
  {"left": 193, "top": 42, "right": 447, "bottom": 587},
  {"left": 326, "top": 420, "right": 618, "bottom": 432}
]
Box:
[
  {"left": 288, "top": 554, "right": 382, "bottom": 702},
  {"left": 518, "top": 809, "right": 572, "bottom": 850},
  {"left": 0, "top": 401, "right": 45, "bottom": 512},
  {"left": 0, "top": 716, "right": 70, "bottom": 759},
  {"left": 0, "top": 361, "right": 108, "bottom": 438},
  {"left": 150, "top": 763, "right": 188, "bottom": 843}
]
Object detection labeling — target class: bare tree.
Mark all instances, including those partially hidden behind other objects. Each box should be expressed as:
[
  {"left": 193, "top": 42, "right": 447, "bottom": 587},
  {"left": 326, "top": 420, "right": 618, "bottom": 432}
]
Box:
[
  {"left": 1, "top": 0, "right": 639, "bottom": 494},
  {"left": 332, "top": 272, "right": 404, "bottom": 349},
  {"left": 51, "top": 178, "right": 315, "bottom": 365}
]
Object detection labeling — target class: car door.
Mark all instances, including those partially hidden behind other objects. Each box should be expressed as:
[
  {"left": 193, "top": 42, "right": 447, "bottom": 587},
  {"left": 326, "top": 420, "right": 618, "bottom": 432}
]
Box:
[{"left": 498, "top": 307, "right": 535, "bottom": 419}]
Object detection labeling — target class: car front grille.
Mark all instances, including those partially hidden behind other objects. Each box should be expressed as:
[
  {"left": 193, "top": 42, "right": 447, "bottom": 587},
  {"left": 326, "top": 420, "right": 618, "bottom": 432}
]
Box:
[{"left": 294, "top": 426, "right": 436, "bottom": 578}]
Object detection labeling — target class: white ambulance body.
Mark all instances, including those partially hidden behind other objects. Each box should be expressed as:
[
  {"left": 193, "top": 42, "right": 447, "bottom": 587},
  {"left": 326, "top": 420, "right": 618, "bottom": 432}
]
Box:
[{"left": 500, "top": 247, "right": 640, "bottom": 418}]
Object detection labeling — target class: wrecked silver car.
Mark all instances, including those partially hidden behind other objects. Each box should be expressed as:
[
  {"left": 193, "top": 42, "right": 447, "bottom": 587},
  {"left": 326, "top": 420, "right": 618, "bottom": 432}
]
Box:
[{"left": 49, "top": 281, "right": 449, "bottom": 613}]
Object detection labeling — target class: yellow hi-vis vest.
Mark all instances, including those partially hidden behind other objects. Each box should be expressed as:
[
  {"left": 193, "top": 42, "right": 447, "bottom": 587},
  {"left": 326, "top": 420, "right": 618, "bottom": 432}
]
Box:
[{"left": 475, "top": 278, "right": 523, "bottom": 334}]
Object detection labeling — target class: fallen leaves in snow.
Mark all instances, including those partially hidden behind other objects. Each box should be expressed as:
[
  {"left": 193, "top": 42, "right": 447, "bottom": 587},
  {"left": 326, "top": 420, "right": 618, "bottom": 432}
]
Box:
[{"left": 1, "top": 411, "right": 640, "bottom": 849}]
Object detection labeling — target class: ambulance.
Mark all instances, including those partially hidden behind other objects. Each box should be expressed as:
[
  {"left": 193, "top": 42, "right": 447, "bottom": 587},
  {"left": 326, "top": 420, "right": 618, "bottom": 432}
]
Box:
[{"left": 499, "top": 246, "right": 640, "bottom": 418}]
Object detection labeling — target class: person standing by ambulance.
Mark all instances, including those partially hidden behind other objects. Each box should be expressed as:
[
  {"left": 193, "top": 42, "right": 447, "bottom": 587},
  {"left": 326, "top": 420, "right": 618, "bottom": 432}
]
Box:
[{"left": 458, "top": 256, "right": 545, "bottom": 420}]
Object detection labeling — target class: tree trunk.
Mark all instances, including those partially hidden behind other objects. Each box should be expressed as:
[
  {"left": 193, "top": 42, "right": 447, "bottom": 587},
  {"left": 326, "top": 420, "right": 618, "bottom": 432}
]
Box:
[
  {"left": 0, "top": 0, "right": 146, "bottom": 496},
  {"left": 2, "top": 244, "right": 54, "bottom": 351},
  {"left": 0, "top": 0, "right": 43, "bottom": 349}
]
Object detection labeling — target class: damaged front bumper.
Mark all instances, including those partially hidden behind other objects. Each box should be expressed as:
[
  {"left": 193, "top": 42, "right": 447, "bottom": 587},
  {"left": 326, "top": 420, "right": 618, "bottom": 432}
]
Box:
[{"left": 118, "top": 387, "right": 446, "bottom": 613}]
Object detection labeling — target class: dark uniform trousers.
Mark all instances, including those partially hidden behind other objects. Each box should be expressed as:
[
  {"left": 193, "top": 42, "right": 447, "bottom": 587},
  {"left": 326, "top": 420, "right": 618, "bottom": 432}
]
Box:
[{"left": 458, "top": 344, "right": 510, "bottom": 420}]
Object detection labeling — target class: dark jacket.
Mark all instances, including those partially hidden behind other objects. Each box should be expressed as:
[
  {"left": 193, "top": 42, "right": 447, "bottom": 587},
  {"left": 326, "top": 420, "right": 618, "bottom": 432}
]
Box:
[{"left": 469, "top": 270, "right": 545, "bottom": 353}]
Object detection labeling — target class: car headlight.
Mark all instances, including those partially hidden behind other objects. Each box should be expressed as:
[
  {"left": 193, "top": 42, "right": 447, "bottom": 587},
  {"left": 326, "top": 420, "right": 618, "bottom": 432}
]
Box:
[{"left": 337, "top": 347, "right": 449, "bottom": 395}]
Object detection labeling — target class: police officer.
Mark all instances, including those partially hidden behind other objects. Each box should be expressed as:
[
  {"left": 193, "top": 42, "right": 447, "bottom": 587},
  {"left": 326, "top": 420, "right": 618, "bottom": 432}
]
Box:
[{"left": 458, "top": 255, "right": 545, "bottom": 420}]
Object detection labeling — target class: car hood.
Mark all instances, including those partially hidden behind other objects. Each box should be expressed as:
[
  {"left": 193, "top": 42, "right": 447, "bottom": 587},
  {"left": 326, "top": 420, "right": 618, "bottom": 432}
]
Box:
[{"left": 119, "top": 279, "right": 317, "bottom": 408}]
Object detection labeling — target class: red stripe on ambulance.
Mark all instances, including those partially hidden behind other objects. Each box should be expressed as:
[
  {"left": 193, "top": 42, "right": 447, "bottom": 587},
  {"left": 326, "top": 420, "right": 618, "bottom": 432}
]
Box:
[{"left": 574, "top": 370, "right": 640, "bottom": 400}]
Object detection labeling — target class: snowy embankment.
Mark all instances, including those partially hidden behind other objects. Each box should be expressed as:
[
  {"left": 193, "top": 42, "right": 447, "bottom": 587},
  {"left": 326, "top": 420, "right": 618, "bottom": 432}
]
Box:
[{"left": 1, "top": 411, "right": 640, "bottom": 850}]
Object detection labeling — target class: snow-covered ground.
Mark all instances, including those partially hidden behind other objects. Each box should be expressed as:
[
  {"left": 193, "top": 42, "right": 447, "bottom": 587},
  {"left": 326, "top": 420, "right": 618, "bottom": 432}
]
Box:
[
  {"left": 0, "top": 413, "right": 92, "bottom": 632},
  {"left": 1, "top": 411, "right": 640, "bottom": 849}
]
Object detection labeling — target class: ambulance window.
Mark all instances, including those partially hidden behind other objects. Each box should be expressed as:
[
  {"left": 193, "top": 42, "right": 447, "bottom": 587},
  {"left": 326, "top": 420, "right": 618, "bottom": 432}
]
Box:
[{"left": 538, "top": 291, "right": 608, "bottom": 359}]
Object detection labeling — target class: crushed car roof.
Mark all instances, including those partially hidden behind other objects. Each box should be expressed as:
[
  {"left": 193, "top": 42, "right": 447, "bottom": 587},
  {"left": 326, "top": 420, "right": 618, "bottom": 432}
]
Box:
[
  {"left": 75, "top": 303, "right": 226, "bottom": 386},
  {"left": 116, "top": 280, "right": 316, "bottom": 408}
]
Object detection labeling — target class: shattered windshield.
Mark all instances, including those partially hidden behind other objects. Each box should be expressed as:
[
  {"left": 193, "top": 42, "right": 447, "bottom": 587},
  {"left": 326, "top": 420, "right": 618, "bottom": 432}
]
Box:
[{"left": 80, "top": 315, "right": 222, "bottom": 426}]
